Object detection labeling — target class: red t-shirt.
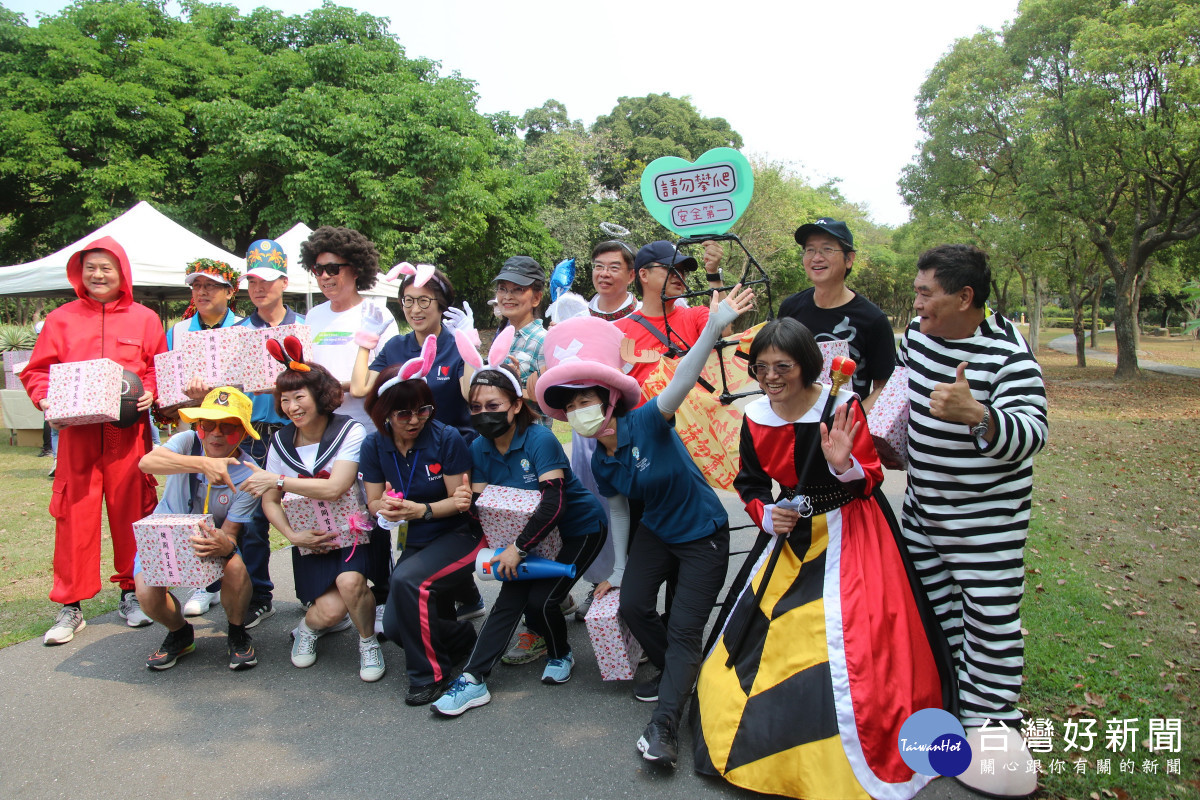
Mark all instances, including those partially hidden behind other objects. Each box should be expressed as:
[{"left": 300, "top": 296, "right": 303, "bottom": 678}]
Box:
[{"left": 614, "top": 304, "right": 710, "bottom": 385}]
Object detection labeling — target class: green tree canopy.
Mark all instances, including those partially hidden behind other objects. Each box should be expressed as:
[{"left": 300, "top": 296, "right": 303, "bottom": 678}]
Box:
[
  {"left": 903, "top": 0, "right": 1200, "bottom": 377},
  {"left": 0, "top": 0, "right": 556, "bottom": 305}
]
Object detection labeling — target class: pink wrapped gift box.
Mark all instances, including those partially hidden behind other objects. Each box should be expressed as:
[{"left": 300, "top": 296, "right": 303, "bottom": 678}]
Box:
[
  {"left": 282, "top": 490, "right": 369, "bottom": 555},
  {"left": 4, "top": 350, "right": 31, "bottom": 391},
  {"left": 584, "top": 589, "right": 644, "bottom": 681},
  {"left": 240, "top": 324, "right": 313, "bottom": 394},
  {"left": 475, "top": 485, "right": 562, "bottom": 559},
  {"left": 45, "top": 358, "right": 122, "bottom": 425},
  {"left": 177, "top": 326, "right": 253, "bottom": 389},
  {"left": 816, "top": 339, "right": 850, "bottom": 386},
  {"left": 867, "top": 366, "right": 909, "bottom": 470},
  {"left": 133, "top": 513, "right": 225, "bottom": 588},
  {"left": 154, "top": 349, "right": 191, "bottom": 408}
]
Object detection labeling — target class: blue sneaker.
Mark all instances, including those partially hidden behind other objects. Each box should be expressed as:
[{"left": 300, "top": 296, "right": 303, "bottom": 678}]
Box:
[
  {"left": 541, "top": 651, "right": 574, "bottom": 685},
  {"left": 431, "top": 674, "right": 491, "bottom": 717}
]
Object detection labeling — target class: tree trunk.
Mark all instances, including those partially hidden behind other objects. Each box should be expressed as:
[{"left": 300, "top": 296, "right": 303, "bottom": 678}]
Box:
[
  {"left": 1112, "top": 278, "right": 1141, "bottom": 378},
  {"left": 1026, "top": 273, "right": 1043, "bottom": 353},
  {"left": 1089, "top": 281, "right": 1102, "bottom": 348},
  {"left": 1068, "top": 270, "right": 1087, "bottom": 367}
]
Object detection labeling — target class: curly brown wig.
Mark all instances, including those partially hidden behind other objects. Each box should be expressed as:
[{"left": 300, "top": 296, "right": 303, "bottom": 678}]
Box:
[
  {"left": 273, "top": 362, "right": 344, "bottom": 417},
  {"left": 300, "top": 226, "right": 380, "bottom": 292}
]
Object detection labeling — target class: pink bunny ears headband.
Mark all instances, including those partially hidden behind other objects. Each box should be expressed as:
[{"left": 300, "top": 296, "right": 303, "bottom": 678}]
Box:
[
  {"left": 385, "top": 262, "right": 449, "bottom": 295},
  {"left": 455, "top": 325, "right": 522, "bottom": 396},
  {"left": 377, "top": 334, "right": 438, "bottom": 395}
]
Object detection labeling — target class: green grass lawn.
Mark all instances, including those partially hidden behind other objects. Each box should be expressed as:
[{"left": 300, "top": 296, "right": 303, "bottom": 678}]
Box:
[{"left": 1018, "top": 348, "right": 1199, "bottom": 799}]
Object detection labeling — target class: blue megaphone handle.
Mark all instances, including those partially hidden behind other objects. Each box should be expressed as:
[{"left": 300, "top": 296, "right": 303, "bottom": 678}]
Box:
[
  {"left": 549, "top": 258, "right": 576, "bottom": 303},
  {"left": 501, "top": 554, "right": 576, "bottom": 582}
]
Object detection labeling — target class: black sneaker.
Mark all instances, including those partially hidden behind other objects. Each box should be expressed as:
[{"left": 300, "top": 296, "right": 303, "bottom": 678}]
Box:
[
  {"left": 228, "top": 629, "right": 258, "bottom": 671},
  {"left": 36, "top": 448, "right": 53, "bottom": 458},
  {"left": 634, "top": 671, "right": 661, "bottom": 703},
  {"left": 244, "top": 600, "right": 275, "bottom": 629},
  {"left": 637, "top": 718, "right": 678, "bottom": 767},
  {"left": 146, "top": 624, "right": 195, "bottom": 670},
  {"left": 405, "top": 678, "right": 449, "bottom": 706}
]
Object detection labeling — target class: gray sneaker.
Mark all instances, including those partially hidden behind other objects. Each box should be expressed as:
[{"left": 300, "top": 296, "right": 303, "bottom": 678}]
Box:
[
  {"left": 44, "top": 606, "right": 86, "bottom": 646},
  {"left": 501, "top": 628, "right": 547, "bottom": 665},
  {"left": 575, "top": 587, "right": 595, "bottom": 622},
  {"left": 118, "top": 593, "right": 152, "bottom": 628}
]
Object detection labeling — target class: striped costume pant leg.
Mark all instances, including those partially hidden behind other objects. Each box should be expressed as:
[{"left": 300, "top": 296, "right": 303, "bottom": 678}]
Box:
[{"left": 902, "top": 496, "right": 1026, "bottom": 727}]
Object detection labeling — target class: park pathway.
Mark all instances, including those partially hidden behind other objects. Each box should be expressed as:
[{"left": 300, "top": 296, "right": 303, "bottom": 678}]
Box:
[{"left": 1047, "top": 331, "right": 1200, "bottom": 378}]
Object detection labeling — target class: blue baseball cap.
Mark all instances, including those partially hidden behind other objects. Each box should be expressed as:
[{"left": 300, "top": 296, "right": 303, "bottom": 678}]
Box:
[{"left": 243, "top": 239, "right": 288, "bottom": 281}]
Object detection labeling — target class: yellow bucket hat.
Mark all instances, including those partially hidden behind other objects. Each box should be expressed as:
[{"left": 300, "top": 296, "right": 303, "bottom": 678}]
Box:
[{"left": 177, "top": 386, "right": 260, "bottom": 439}]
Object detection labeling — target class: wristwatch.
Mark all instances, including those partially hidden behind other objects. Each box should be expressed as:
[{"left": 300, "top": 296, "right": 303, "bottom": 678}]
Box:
[
  {"left": 970, "top": 407, "right": 991, "bottom": 439},
  {"left": 275, "top": 474, "right": 285, "bottom": 491},
  {"left": 514, "top": 544, "right": 529, "bottom": 560},
  {"left": 705, "top": 271, "right": 722, "bottom": 282},
  {"left": 421, "top": 503, "right": 434, "bottom": 522}
]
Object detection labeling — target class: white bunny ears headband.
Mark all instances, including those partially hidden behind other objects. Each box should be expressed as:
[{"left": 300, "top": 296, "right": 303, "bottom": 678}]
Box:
[
  {"left": 376, "top": 334, "right": 438, "bottom": 395},
  {"left": 455, "top": 325, "right": 522, "bottom": 396},
  {"left": 385, "top": 261, "right": 449, "bottom": 295}
]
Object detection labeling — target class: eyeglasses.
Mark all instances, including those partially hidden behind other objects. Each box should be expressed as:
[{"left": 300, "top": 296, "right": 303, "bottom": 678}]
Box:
[
  {"left": 390, "top": 405, "right": 434, "bottom": 421},
  {"left": 190, "top": 280, "right": 228, "bottom": 294},
  {"left": 748, "top": 361, "right": 798, "bottom": 380},
  {"left": 803, "top": 247, "right": 845, "bottom": 259},
  {"left": 495, "top": 284, "right": 532, "bottom": 297},
  {"left": 311, "top": 262, "right": 351, "bottom": 277},
  {"left": 198, "top": 420, "right": 244, "bottom": 435},
  {"left": 402, "top": 296, "right": 435, "bottom": 309},
  {"left": 468, "top": 401, "right": 511, "bottom": 414},
  {"left": 592, "top": 262, "right": 628, "bottom": 275}
]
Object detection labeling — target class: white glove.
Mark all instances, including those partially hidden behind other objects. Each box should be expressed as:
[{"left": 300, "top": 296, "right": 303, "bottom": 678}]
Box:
[
  {"left": 354, "top": 302, "right": 392, "bottom": 349},
  {"left": 443, "top": 302, "right": 479, "bottom": 346}
]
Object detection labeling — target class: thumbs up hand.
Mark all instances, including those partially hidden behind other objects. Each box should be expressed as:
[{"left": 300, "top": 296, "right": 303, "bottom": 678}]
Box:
[{"left": 929, "top": 361, "right": 986, "bottom": 426}]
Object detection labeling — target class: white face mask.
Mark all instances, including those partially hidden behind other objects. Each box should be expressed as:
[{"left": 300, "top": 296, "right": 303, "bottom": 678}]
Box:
[{"left": 567, "top": 404, "right": 607, "bottom": 438}]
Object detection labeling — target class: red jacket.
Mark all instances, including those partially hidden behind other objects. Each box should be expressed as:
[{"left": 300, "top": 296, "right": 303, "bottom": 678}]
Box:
[{"left": 21, "top": 236, "right": 167, "bottom": 405}]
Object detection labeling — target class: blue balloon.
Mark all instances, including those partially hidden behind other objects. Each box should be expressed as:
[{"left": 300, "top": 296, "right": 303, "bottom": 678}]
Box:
[{"left": 549, "top": 257, "right": 576, "bottom": 302}]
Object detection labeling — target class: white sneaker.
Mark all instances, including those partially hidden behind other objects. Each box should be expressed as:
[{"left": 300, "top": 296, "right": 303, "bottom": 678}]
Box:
[
  {"left": 182, "top": 588, "right": 219, "bottom": 617},
  {"left": 44, "top": 606, "right": 85, "bottom": 645},
  {"left": 327, "top": 613, "right": 354, "bottom": 634},
  {"left": 957, "top": 723, "right": 1038, "bottom": 797},
  {"left": 374, "top": 604, "right": 385, "bottom": 636},
  {"left": 290, "top": 624, "right": 320, "bottom": 668},
  {"left": 359, "top": 636, "right": 386, "bottom": 682},
  {"left": 118, "top": 593, "right": 152, "bottom": 628}
]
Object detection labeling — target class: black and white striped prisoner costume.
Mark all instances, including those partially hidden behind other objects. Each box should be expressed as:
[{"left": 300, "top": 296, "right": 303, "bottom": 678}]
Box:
[{"left": 898, "top": 314, "right": 1047, "bottom": 727}]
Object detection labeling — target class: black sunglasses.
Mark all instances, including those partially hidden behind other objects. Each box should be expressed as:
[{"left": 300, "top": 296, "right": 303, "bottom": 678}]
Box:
[{"left": 311, "top": 262, "right": 352, "bottom": 277}]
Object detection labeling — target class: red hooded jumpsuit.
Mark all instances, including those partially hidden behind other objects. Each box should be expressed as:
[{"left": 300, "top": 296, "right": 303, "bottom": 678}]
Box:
[{"left": 21, "top": 237, "right": 167, "bottom": 604}]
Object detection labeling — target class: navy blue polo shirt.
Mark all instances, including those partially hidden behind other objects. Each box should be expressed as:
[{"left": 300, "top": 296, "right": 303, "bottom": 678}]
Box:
[
  {"left": 370, "top": 329, "right": 472, "bottom": 442},
  {"left": 592, "top": 396, "right": 728, "bottom": 543},
  {"left": 359, "top": 419, "right": 471, "bottom": 546},
  {"left": 471, "top": 423, "right": 604, "bottom": 537}
]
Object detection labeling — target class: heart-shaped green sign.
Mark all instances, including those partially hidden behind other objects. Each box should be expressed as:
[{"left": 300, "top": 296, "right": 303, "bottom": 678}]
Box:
[{"left": 639, "top": 147, "right": 754, "bottom": 237}]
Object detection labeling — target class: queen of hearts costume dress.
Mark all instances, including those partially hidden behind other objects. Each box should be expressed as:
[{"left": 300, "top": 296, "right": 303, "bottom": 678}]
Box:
[{"left": 692, "top": 387, "right": 955, "bottom": 800}]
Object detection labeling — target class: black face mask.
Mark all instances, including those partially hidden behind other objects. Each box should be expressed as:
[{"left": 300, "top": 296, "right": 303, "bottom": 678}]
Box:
[{"left": 471, "top": 411, "right": 513, "bottom": 441}]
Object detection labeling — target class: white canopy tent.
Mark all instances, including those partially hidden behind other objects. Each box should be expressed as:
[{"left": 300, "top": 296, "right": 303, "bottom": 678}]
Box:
[{"left": 0, "top": 201, "right": 244, "bottom": 301}]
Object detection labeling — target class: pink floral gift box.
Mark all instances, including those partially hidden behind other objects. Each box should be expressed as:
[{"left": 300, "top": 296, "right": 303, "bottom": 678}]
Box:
[
  {"left": 866, "top": 366, "right": 909, "bottom": 470},
  {"left": 132, "top": 513, "right": 225, "bottom": 588},
  {"left": 584, "top": 589, "right": 644, "bottom": 681},
  {"left": 45, "top": 358, "right": 123, "bottom": 426},
  {"left": 282, "top": 490, "right": 369, "bottom": 555},
  {"left": 154, "top": 349, "right": 191, "bottom": 408},
  {"left": 475, "top": 485, "right": 562, "bottom": 560},
  {"left": 177, "top": 326, "right": 253, "bottom": 389},
  {"left": 240, "top": 324, "right": 313, "bottom": 394}
]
